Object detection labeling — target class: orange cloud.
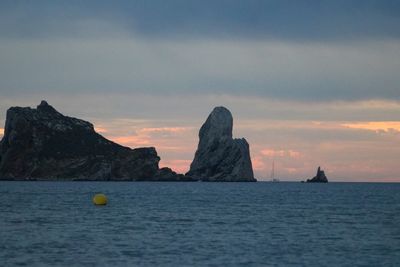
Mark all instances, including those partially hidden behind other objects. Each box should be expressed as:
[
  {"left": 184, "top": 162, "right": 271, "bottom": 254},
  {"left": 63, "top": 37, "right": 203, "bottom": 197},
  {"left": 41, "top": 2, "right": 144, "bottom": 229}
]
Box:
[
  {"left": 156, "top": 145, "right": 191, "bottom": 152},
  {"left": 139, "top": 127, "right": 192, "bottom": 134},
  {"left": 96, "top": 125, "right": 195, "bottom": 149},
  {"left": 109, "top": 136, "right": 151, "bottom": 146},
  {"left": 251, "top": 156, "right": 266, "bottom": 170},
  {"left": 0, "top": 128, "right": 3, "bottom": 136},
  {"left": 260, "top": 148, "right": 302, "bottom": 159},
  {"left": 288, "top": 150, "right": 301, "bottom": 158},
  {"left": 261, "top": 149, "right": 285, "bottom": 157},
  {"left": 342, "top": 121, "right": 400, "bottom": 132}
]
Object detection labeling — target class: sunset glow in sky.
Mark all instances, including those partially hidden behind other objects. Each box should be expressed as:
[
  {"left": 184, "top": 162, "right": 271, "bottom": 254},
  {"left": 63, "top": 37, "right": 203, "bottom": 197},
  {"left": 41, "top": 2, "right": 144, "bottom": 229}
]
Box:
[{"left": 1, "top": 1, "right": 399, "bottom": 181}]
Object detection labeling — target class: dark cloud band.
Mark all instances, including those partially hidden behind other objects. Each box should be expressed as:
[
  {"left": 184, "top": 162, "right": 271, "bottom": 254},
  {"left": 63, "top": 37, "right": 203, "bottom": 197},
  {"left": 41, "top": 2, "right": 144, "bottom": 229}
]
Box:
[{"left": 1, "top": 0, "right": 400, "bottom": 41}]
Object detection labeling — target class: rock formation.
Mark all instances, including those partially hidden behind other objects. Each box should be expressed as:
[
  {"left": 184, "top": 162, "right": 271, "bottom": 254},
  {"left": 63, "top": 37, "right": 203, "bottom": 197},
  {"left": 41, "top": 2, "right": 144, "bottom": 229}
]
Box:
[
  {"left": 186, "top": 106, "right": 256, "bottom": 182},
  {"left": 0, "top": 101, "right": 191, "bottom": 181},
  {"left": 306, "top": 166, "right": 328, "bottom": 183}
]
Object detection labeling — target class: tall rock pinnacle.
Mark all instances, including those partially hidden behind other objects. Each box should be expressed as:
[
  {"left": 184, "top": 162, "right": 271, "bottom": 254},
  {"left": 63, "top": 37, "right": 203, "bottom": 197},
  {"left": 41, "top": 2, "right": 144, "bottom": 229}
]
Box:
[{"left": 187, "top": 106, "right": 256, "bottom": 182}]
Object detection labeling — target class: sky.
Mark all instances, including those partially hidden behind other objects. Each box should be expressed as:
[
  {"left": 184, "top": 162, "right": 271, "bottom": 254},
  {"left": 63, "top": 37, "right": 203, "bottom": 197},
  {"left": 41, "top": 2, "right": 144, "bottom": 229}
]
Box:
[{"left": 0, "top": 0, "right": 399, "bottom": 181}]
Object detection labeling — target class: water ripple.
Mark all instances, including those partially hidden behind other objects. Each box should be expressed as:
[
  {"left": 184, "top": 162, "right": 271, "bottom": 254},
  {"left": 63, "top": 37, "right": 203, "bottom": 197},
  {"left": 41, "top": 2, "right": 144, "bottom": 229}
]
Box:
[{"left": 0, "top": 181, "right": 399, "bottom": 266}]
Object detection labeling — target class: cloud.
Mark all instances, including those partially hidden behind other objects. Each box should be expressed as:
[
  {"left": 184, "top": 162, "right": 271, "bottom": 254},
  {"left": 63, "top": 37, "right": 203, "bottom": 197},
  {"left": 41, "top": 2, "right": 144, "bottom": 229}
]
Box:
[
  {"left": 0, "top": 127, "right": 3, "bottom": 137},
  {"left": 109, "top": 135, "right": 152, "bottom": 147},
  {"left": 1, "top": 38, "right": 400, "bottom": 102},
  {"left": 342, "top": 121, "right": 400, "bottom": 133},
  {"left": 1, "top": 1, "right": 400, "bottom": 41},
  {"left": 140, "top": 127, "right": 192, "bottom": 135},
  {"left": 260, "top": 149, "right": 302, "bottom": 159},
  {"left": 100, "top": 126, "right": 195, "bottom": 148}
]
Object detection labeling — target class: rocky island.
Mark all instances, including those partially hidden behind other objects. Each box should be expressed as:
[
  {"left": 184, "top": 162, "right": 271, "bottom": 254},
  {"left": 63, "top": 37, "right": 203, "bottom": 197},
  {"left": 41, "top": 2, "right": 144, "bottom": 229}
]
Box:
[
  {"left": 306, "top": 166, "right": 328, "bottom": 183},
  {"left": 0, "top": 101, "right": 191, "bottom": 181},
  {"left": 186, "top": 107, "right": 256, "bottom": 182},
  {"left": 0, "top": 102, "right": 256, "bottom": 182}
]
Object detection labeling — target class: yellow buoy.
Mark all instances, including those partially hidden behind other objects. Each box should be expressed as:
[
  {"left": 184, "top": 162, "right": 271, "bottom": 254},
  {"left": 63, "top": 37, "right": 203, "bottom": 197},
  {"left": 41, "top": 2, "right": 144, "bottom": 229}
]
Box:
[{"left": 93, "top": 193, "right": 108, "bottom": 205}]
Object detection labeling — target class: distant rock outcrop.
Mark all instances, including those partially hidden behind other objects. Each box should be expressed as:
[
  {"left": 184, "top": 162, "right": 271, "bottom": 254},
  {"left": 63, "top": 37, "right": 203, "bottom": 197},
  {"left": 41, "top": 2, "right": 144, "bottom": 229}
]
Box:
[
  {"left": 307, "top": 167, "right": 328, "bottom": 183},
  {"left": 0, "top": 101, "right": 191, "bottom": 181},
  {"left": 186, "top": 107, "right": 256, "bottom": 182}
]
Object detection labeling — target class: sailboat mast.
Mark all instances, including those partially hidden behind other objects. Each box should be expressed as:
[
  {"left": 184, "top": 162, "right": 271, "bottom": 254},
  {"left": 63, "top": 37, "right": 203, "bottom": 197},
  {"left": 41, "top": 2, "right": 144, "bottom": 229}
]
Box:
[{"left": 271, "top": 160, "right": 275, "bottom": 180}]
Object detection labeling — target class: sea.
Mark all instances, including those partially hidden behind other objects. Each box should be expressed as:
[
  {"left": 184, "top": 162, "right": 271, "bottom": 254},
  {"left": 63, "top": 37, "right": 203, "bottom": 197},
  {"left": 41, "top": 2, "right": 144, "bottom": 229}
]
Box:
[{"left": 0, "top": 181, "right": 399, "bottom": 267}]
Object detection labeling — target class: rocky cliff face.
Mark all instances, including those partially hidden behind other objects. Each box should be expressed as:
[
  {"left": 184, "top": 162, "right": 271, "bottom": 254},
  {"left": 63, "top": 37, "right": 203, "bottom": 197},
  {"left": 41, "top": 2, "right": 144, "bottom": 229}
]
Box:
[
  {"left": 0, "top": 101, "right": 188, "bottom": 181},
  {"left": 307, "top": 167, "right": 328, "bottom": 183},
  {"left": 186, "top": 107, "right": 256, "bottom": 182}
]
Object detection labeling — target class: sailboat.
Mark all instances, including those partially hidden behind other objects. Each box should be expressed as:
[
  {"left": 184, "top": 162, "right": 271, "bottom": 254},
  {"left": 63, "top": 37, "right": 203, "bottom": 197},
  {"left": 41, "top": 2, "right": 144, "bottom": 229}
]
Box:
[{"left": 270, "top": 160, "right": 280, "bottom": 182}]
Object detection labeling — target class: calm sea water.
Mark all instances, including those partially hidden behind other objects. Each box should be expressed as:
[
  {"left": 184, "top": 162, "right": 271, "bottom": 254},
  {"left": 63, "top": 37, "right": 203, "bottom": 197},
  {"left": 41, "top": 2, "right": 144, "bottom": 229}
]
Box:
[{"left": 0, "top": 182, "right": 399, "bottom": 267}]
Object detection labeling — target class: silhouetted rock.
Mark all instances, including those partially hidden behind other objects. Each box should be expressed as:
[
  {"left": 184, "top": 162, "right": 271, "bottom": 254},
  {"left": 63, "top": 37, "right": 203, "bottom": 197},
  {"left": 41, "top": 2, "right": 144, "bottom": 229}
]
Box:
[
  {"left": 0, "top": 101, "right": 187, "bottom": 181},
  {"left": 154, "top": 167, "right": 196, "bottom": 182},
  {"left": 186, "top": 107, "right": 256, "bottom": 182},
  {"left": 307, "top": 167, "right": 328, "bottom": 183}
]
